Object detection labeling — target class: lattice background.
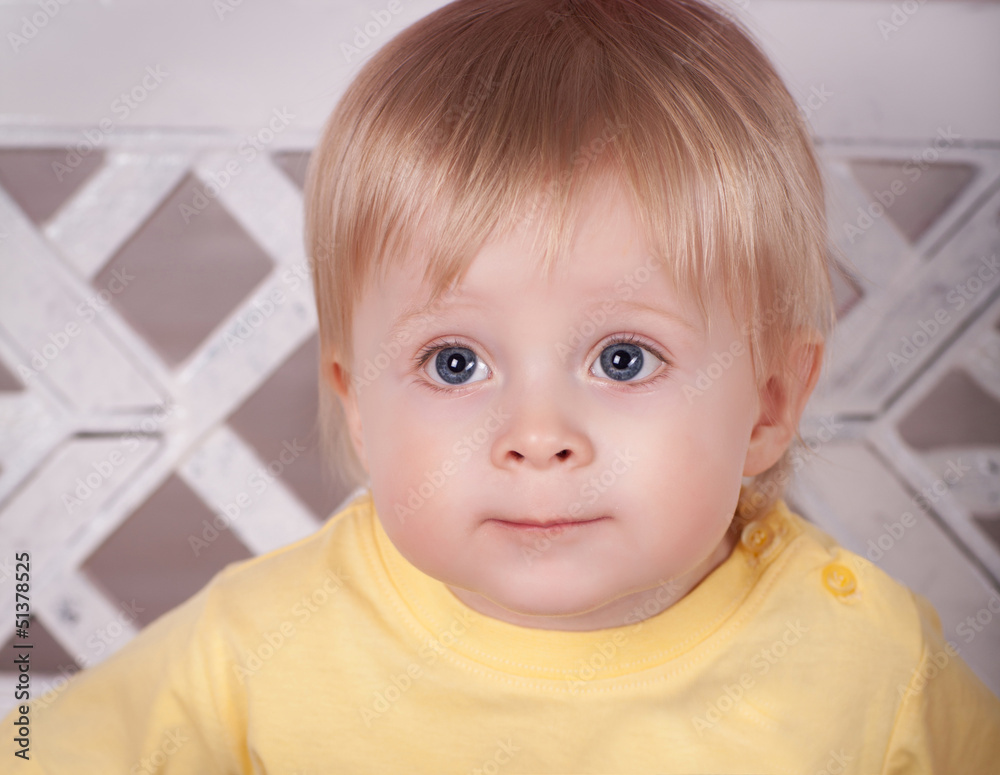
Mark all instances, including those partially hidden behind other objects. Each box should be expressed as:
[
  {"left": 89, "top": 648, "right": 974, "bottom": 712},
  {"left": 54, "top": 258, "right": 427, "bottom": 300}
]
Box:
[{"left": 1, "top": 0, "right": 999, "bottom": 714}]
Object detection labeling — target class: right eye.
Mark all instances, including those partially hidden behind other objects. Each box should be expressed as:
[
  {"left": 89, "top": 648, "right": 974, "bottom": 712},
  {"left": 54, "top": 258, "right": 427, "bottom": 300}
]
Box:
[{"left": 420, "top": 342, "right": 491, "bottom": 387}]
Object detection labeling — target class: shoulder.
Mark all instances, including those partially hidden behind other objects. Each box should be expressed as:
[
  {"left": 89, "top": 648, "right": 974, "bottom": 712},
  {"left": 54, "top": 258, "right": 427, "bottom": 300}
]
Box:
[
  {"left": 743, "top": 502, "right": 941, "bottom": 692},
  {"left": 716, "top": 500, "right": 1000, "bottom": 769},
  {"left": 729, "top": 502, "right": 1000, "bottom": 764},
  {"left": 187, "top": 488, "right": 375, "bottom": 631}
]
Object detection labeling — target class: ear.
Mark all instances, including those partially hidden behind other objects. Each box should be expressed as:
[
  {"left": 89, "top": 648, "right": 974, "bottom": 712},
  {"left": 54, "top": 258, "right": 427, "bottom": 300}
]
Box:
[
  {"left": 742, "top": 335, "right": 824, "bottom": 477},
  {"left": 323, "top": 354, "right": 369, "bottom": 474}
]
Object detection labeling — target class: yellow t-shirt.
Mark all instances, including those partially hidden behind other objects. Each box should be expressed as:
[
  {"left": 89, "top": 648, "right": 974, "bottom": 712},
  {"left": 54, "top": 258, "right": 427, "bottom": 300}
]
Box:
[{"left": 6, "top": 491, "right": 1000, "bottom": 773}]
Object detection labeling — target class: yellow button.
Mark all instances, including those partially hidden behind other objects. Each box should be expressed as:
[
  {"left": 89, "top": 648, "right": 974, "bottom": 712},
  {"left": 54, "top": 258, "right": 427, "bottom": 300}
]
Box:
[
  {"left": 740, "top": 520, "right": 775, "bottom": 556},
  {"left": 822, "top": 563, "right": 857, "bottom": 597}
]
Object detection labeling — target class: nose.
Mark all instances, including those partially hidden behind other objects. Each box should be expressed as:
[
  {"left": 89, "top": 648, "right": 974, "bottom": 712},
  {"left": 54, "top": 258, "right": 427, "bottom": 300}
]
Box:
[{"left": 490, "top": 390, "right": 595, "bottom": 470}]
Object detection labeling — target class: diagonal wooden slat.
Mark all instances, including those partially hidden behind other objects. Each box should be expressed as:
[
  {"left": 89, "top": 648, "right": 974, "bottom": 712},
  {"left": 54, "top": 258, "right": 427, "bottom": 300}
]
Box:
[
  {"left": 921, "top": 446, "right": 1000, "bottom": 518},
  {"left": 0, "top": 437, "right": 161, "bottom": 572},
  {"left": 44, "top": 151, "right": 193, "bottom": 278},
  {"left": 814, "top": 179, "right": 1000, "bottom": 417},
  {"left": 27, "top": 569, "right": 141, "bottom": 670},
  {"left": 177, "top": 424, "right": 319, "bottom": 557},
  {"left": 0, "top": 186, "right": 166, "bottom": 411},
  {"left": 962, "top": 323, "right": 1000, "bottom": 407},
  {"left": 194, "top": 150, "right": 306, "bottom": 265},
  {"left": 868, "top": 427, "right": 1000, "bottom": 582}
]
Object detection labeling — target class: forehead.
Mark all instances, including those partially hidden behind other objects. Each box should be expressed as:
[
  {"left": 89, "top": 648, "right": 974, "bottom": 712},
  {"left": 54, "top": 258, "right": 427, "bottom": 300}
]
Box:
[{"left": 366, "top": 181, "right": 715, "bottom": 341}]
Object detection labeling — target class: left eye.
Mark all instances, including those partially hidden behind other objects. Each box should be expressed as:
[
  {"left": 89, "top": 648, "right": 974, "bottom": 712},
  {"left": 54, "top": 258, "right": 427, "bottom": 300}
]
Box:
[{"left": 591, "top": 341, "right": 662, "bottom": 382}]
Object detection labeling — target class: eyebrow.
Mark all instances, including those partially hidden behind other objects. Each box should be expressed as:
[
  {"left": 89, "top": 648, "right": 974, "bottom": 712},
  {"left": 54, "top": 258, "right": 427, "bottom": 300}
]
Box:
[
  {"left": 387, "top": 297, "right": 480, "bottom": 340},
  {"left": 387, "top": 295, "right": 702, "bottom": 340},
  {"left": 605, "top": 299, "right": 703, "bottom": 336}
]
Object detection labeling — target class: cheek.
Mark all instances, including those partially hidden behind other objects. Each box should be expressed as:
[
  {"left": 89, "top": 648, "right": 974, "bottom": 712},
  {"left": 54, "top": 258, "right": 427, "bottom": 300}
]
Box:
[
  {"left": 360, "top": 385, "right": 445, "bottom": 479},
  {"left": 358, "top": 382, "right": 489, "bottom": 512},
  {"left": 686, "top": 356, "right": 759, "bottom": 460},
  {"left": 624, "top": 391, "right": 745, "bottom": 478},
  {"left": 614, "top": 389, "right": 749, "bottom": 524}
]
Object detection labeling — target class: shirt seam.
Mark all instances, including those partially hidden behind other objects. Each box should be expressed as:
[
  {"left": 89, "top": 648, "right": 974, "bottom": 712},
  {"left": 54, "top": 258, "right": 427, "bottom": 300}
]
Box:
[{"left": 878, "top": 590, "right": 928, "bottom": 774}]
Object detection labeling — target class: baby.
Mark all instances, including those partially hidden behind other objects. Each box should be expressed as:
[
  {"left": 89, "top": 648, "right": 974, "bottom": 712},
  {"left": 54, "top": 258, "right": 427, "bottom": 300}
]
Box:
[{"left": 7, "top": 0, "right": 1000, "bottom": 772}]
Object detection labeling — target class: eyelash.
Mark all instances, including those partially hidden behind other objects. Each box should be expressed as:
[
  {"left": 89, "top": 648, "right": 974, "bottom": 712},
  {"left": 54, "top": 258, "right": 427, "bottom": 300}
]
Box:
[{"left": 412, "top": 333, "right": 671, "bottom": 393}]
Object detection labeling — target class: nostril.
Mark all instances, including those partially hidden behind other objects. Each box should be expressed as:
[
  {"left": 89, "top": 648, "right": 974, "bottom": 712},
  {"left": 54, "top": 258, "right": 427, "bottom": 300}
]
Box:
[{"left": 556, "top": 449, "right": 570, "bottom": 460}]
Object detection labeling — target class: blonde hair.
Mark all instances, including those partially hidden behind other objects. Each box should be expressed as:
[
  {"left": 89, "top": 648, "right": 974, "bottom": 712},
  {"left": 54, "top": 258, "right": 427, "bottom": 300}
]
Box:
[{"left": 304, "top": 0, "right": 837, "bottom": 518}]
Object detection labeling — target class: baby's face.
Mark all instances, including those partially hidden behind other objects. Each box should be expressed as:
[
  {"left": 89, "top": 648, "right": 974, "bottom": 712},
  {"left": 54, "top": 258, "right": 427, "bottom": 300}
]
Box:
[{"left": 340, "top": 179, "right": 769, "bottom": 630}]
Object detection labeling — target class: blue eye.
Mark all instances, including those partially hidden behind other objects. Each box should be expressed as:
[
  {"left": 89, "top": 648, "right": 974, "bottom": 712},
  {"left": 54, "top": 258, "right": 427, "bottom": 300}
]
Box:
[
  {"left": 416, "top": 336, "right": 666, "bottom": 391},
  {"left": 592, "top": 340, "right": 663, "bottom": 382},
  {"left": 428, "top": 345, "right": 489, "bottom": 386}
]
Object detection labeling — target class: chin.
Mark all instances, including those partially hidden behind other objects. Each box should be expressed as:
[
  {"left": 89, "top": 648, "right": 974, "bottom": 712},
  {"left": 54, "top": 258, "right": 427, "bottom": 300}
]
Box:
[{"left": 487, "top": 581, "right": 614, "bottom": 620}]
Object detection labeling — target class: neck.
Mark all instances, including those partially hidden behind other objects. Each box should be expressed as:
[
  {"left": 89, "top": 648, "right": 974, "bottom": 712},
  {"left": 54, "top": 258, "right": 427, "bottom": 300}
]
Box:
[{"left": 446, "top": 528, "right": 739, "bottom": 632}]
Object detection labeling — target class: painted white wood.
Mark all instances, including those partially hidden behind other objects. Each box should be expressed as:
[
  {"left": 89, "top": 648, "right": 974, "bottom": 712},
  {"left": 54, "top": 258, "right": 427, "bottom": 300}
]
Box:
[
  {"left": 0, "top": 187, "right": 166, "bottom": 410},
  {"left": 963, "top": 324, "right": 1000, "bottom": 406},
  {"left": 789, "top": 443, "right": 1000, "bottom": 694},
  {"left": 815, "top": 177, "right": 1000, "bottom": 417},
  {"left": 31, "top": 570, "right": 142, "bottom": 670},
  {"left": 177, "top": 425, "right": 319, "bottom": 557},
  {"left": 0, "top": 437, "right": 160, "bottom": 572},
  {"left": 44, "top": 151, "right": 193, "bottom": 278},
  {"left": 193, "top": 150, "right": 305, "bottom": 265}
]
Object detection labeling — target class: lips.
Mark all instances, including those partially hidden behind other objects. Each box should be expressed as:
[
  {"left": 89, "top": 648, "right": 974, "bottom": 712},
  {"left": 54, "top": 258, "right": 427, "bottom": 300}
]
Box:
[{"left": 488, "top": 516, "right": 610, "bottom": 530}]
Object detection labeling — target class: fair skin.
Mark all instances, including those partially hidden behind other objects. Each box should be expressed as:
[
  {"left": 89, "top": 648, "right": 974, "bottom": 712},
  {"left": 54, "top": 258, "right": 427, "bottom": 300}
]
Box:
[{"left": 327, "top": 175, "right": 823, "bottom": 631}]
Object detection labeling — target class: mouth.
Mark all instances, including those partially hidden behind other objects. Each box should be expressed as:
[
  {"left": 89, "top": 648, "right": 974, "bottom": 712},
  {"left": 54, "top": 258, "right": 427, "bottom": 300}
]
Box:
[{"left": 487, "top": 516, "right": 611, "bottom": 532}]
